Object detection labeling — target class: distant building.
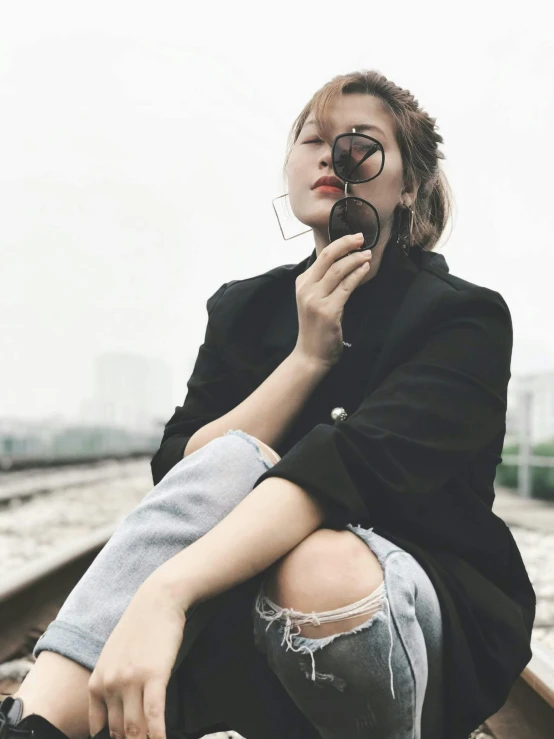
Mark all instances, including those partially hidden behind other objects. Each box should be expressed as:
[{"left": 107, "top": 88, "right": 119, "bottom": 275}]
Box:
[
  {"left": 79, "top": 352, "right": 172, "bottom": 431},
  {"left": 507, "top": 371, "right": 554, "bottom": 445}
]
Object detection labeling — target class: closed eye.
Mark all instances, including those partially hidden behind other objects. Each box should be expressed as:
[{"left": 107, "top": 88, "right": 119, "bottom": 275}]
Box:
[{"left": 304, "top": 139, "right": 322, "bottom": 144}]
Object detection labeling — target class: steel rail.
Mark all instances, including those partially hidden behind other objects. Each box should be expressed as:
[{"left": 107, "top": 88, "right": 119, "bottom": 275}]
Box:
[{"left": 1, "top": 529, "right": 553, "bottom": 737}]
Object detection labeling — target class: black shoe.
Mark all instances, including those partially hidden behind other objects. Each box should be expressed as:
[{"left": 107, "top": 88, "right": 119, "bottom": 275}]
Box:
[{"left": 0, "top": 696, "right": 72, "bottom": 739}]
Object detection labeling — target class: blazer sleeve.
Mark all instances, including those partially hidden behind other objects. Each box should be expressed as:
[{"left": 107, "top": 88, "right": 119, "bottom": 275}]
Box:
[
  {"left": 252, "top": 286, "right": 513, "bottom": 529},
  {"left": 150, "top": 282, "right": 234, "bottom": 486}
]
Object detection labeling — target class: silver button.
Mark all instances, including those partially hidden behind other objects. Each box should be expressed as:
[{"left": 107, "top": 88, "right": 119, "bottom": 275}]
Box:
[{"left": 330, "top": 406, "right": 348, "bottom": 422}]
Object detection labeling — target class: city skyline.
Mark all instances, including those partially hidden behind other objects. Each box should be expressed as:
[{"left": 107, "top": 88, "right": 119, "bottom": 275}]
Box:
[{"left": 2, "top": 3, "right": 552, "bottom": 421}]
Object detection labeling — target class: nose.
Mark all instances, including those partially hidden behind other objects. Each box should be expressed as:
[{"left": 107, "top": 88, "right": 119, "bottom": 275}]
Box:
[{"left": 316, "top": 141, "right": 333, "bottom": 169}]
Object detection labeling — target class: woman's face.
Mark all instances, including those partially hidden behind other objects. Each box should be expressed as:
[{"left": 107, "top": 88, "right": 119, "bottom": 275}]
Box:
[{"left": 286, "top": 93, "right": 417, "bottom": 281}]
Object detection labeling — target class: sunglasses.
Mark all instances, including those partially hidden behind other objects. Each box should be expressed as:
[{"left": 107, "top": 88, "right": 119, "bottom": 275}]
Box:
[{"left": 328, "top": 127, "right": 385, "bottom": 252}]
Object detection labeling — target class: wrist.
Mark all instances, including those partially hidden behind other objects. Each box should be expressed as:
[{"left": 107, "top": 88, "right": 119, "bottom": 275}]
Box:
[
  {"left": 289, "top": 347, "right": 332, "bottom": 378},
  {"left": 143, "top": 564, "right": 197, "bottom": 614}
]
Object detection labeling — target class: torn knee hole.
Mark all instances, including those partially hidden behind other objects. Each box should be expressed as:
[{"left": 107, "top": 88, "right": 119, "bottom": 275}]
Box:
[
  {"left": 256, "top": 581, "right": 387, "bottom": 640},
  {"left": 255, "top": 583, "right": 397, "bottom": 697}
]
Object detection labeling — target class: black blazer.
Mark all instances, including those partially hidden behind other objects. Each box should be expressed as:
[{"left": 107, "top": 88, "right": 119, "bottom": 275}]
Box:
[{"left": 152, "top": 239, "right": 536, "bottom": 739}]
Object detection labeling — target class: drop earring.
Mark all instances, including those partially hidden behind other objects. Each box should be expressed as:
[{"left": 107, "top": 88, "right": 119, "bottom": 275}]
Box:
[
  {"left": 272, "top": 192, "right": 313, "bottom": 240},
  {"left": 396, "top": 202, "right": 414, "bottom": 256}
]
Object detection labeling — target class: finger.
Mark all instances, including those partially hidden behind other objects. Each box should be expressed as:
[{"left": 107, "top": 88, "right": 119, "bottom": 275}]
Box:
[
  {"left": 319, "top": 247, "right": 372, "bottom": 298},
  {"left": 328, "top": 232, "right": 369, "bottom": 263},
  {"left": 105, "top": 693, "right": 125, "bottom": 739},
  {"left": 311, "top": 233, "right": 364, "bottom": 280},
  {"left": 122, "top": 686, "right": 148, "bottom": 739},
  {"left": 88, "top": 688, "right": 109, "bottom": 739},
  {"left": 143, "top": 679, "right": 168, "bottom": 739},
  {"left": 326, "top": 261, "right": 371, "bottom": 311}
]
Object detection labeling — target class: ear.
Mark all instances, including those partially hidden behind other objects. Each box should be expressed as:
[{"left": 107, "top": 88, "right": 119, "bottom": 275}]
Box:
[
  {"left": 398, "top": 185, "right": 419, "bottom": 208},
  {"left": 401, "top": 179, "right": 420, "bottom": 208}
]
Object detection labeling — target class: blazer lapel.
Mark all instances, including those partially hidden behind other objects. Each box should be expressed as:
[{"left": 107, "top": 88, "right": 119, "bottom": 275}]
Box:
[{"left": 364, "top": 249, "right": 451, "bottom": 395}]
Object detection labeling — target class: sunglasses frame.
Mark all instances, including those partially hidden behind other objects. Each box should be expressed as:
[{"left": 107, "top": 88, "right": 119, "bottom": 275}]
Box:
[
  {"left": 331, "top": 130, "right": 385, "bottom": 185},
  {"left": 329, "top": 128, "right": 385, "bottom": 251}
]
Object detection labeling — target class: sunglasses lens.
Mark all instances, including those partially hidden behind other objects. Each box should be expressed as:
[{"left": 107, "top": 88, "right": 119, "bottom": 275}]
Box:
[
  {"left": 329, "top": 197, "right": 380, "bottom": 250},
  {"left": 333, "top": 134, "right": 383, "bottom": 183}
]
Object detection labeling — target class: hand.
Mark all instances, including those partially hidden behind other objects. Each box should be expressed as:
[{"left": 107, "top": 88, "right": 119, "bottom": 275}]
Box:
[
  {"left": 293, "top": 233, "right": 373, "bottom": 369},
  {"left": 88, "top": 578, "right": 186, "bottom": 739}
]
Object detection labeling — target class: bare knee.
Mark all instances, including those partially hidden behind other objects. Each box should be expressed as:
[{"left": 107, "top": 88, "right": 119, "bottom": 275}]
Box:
[{"left": 262, "top": 528, "right": 384, "bottom": 637}]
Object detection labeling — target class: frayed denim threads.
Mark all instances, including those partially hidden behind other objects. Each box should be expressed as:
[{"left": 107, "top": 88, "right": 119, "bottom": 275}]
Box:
[{"left": 254, "top": 576, "right": 396, "bottom": 699}]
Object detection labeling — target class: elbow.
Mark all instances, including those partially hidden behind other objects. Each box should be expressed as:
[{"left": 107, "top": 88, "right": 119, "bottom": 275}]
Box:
[
  {"left": 182, "top": 419, "right": 228, "bottom": 458},
  {"left": 182, "top": 427, "right": 206, "bottom": 458},
  {"left": 150, "top": 434, "right": 191, "bottom": 485}
]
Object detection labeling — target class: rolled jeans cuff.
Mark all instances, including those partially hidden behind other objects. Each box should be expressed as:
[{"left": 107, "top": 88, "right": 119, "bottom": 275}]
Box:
[{"left": 33, "top": 619, "right": 107, "bottom": 671}]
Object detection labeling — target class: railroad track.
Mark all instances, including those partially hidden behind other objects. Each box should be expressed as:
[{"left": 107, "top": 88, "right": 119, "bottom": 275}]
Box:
[
  {"left": 0, "top": 459, "right": 150, "bottom": 505},
  {"left": 1, "top": 531, "right": 553, "bottom": 738},
  {"left": 0, "top": 525, "right": 116, "bottom": 664}
]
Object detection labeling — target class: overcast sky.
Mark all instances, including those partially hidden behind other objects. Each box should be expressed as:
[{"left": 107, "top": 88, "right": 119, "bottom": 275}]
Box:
[{"left": 1, "top": 1, "right": 553, "bottom": 421}]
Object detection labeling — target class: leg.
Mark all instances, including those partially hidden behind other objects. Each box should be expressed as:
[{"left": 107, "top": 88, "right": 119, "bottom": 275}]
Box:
[
  {"left": 261, "top": 527, "right": 384, "bottom": 637},
  {"left": 11, "top": 431, "right": 278, "bottom": 738},
  {"left": 11, "top": 653, "right": 92, "bottom": 739},
  {"left": 252, "top": 525, "right": 444, "bottom": 739}
]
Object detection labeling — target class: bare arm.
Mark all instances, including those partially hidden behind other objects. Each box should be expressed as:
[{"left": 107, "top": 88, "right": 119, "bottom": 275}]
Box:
[
  {"left": 183, "top": 348, "right": 330, "bottom": 457},
  {"left": 149, "top": 475, "right": 327, "bottom": 611},
  {"left": 149, "top": 237, "right": 373, "bottom": 607},
  {"left": 184, "top": 235, "right": 371, "bottom": 459}
]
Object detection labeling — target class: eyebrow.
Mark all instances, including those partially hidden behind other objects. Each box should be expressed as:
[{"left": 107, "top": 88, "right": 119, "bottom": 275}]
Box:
[{"left": 304, "top": 119, "right": 388, "bottom": 140}]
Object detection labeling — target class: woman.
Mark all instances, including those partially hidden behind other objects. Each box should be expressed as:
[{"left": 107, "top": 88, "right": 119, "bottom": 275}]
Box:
[{"left": 1, "top": 70, "right": 535, "bottom": 739}]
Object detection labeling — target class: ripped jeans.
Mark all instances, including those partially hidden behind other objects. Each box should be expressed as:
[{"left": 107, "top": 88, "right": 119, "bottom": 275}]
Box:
[
  {"left": 33, "top": 429, "right": 444, "bottom": 739},
  {"left": 252, "top": 526, "right": 444, "bottom": 739}
]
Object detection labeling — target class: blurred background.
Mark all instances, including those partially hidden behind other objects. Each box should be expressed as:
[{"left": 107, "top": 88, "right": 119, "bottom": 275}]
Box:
[
  {"left": 1, "top": 2, "right": 553, "bottom": 735},
  {"left": 1, "top": 2, "right": 554, "bottom": 467}
]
